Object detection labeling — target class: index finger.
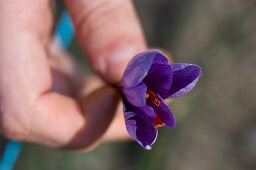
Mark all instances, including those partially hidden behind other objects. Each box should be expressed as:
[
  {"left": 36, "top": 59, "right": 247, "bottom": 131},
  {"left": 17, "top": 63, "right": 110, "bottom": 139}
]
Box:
[{"left": 65, "top": 0, "right": 147, "bottom": 83}]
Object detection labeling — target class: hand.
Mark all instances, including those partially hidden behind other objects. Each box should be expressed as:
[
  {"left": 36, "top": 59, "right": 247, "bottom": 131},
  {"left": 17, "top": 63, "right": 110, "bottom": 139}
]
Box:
[{"left": 0, "top": 0, "right": 146, "bottom": 150}]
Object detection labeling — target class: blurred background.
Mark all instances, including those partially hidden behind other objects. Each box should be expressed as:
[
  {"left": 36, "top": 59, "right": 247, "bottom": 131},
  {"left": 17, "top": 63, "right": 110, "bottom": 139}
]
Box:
[{"left": 1, "top": 0, "right": 256, "bottom": 169}]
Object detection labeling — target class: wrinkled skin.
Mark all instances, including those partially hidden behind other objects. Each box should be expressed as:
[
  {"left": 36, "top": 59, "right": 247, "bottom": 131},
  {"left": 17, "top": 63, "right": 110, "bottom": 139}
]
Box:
[{"left": 0, "top": 0, "right": 147, "bottom": 150}]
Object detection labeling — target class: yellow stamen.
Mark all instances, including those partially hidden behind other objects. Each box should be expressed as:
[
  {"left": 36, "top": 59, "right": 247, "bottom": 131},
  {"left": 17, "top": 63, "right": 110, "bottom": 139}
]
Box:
[{"left": 146, "top": 90, "right": 161, "bottom": 106}]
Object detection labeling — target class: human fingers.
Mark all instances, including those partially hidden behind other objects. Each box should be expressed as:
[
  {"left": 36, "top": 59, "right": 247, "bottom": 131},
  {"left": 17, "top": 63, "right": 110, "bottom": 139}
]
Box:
[
  {"left": 48, "top": 47, "right": 130, "bottom": 143},
  {"left": 0, "top": 0, "right": 120, "bottom": 150},
  {"left": 0, "top": 0, "right": 53, "bottom": 140},
  {"left": 65, "top": 0, "right": 147, "bottom": 83}
]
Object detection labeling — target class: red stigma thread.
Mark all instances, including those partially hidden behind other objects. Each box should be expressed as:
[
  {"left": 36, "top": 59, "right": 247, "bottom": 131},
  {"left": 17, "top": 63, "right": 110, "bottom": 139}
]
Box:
[
  {"left": 146, "top": 90, "right": 164, "bottom": 128},
  {"left": 146, "top": 90, "right": 161, "bottom": 106}
]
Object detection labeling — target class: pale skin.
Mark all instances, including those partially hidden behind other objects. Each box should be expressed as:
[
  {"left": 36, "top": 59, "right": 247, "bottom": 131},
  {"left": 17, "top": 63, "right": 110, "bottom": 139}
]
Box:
[{"left": 0, "top": 0, "right": 147, "bottom": 150}]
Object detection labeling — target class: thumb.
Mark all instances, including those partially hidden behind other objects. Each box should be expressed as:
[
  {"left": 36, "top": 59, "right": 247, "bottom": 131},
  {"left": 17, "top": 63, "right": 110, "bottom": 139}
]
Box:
[{"left": 65, "top": 0, "right": 147, "bottom": 83}]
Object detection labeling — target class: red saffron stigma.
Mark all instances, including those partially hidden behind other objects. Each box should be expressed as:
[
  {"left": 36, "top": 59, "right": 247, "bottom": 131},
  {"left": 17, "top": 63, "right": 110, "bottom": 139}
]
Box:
[
  {"left": 146, "top": 90, "right": 164, "bottom": 127},
  {"left": 154, "top": 116, "right": 164, "bottom": 128},
  {"left": 146, "top": 90, "right": 161, "bottom": 106}
]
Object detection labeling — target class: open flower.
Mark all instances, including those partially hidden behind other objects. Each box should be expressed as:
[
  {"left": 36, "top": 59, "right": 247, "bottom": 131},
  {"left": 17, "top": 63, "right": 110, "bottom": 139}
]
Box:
[{"left": 120, "top": 49, "right": 202, "bottom": 150}]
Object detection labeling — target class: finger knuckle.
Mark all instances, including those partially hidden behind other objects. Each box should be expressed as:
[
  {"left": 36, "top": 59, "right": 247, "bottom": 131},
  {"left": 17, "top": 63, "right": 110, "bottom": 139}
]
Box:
[
  {"left": 78, "top": 0, "right": 130, "bottom": 41},
  {"left": 0, "top": 105, "right": 28, "bottom": 140}
]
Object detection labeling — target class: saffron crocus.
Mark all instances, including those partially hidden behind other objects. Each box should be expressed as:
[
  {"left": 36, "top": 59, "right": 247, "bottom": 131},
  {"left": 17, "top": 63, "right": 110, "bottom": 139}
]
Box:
[{"left": 120, "top": 49, "right": 202, "bottom": 150}]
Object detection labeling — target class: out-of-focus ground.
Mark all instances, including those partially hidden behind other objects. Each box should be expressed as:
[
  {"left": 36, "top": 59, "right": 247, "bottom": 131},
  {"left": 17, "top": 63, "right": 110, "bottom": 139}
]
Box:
[{"left": 6, "top": 0, "right": 256, "bottom": 169}]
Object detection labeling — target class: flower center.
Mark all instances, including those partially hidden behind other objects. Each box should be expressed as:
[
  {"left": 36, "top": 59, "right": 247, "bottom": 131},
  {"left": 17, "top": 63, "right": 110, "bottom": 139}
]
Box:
[
  {"left": 146, "top": 90, "right": 160, "bottom": 106},
  {"left": 146, "top": 90, "right": 164, "bottom": 128}
]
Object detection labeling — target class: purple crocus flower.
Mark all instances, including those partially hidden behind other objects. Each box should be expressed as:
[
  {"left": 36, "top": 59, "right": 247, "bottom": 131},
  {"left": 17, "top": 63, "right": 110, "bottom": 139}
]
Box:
[{"left": 120, "top": 49, "right": 202, "bottom": 150}]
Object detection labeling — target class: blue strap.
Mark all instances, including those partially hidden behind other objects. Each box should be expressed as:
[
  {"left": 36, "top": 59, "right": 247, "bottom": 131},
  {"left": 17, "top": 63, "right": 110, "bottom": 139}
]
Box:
[
  {"left": 0, "top": 141, "right": 23, "bottom": 170},
  {"left": 54, "top": 11, "right": 74, "bottom": 49}
]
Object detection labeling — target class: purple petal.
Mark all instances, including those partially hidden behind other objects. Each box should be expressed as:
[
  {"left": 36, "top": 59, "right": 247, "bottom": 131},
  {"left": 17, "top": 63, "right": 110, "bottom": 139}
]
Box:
[
  {"left": 148, "top": 94, "right": 176, "bottom": 127},
  {"left": 123, "top": 97, "right": 156, "bottom": 123},
  {"left": 144, "top": 64, "right": 172, "bottom": 98},
  {"left": 166, "top": 63, "right": 202, "bottom": 98},
  {"left": 138, "top": 106, "right": 156, "bottom": 122},
  {"left": 122, "top": 82, "right": 147, "bottom": 107},
  {"left": 122, "top": 49, "right": 168, "bottom": 88},
  {"left": 124, "top": 111, "right": 158, "bottom": 150}
]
